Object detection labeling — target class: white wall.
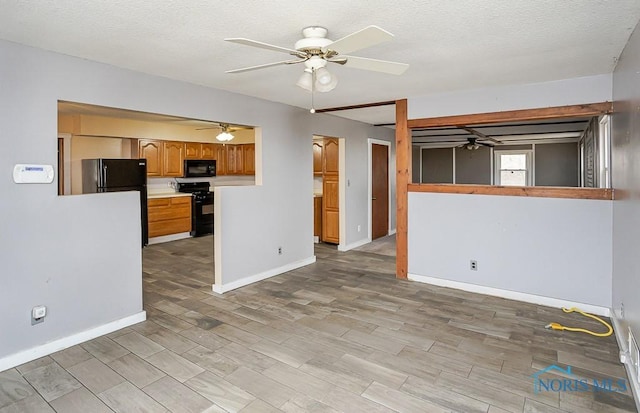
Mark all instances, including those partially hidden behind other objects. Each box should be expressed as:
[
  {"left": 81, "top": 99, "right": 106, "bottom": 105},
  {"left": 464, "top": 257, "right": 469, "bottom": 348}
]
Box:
[
  {"left": 409, "top": 193, "right": 613, "bottom": 308},
  {"left": 0, "top": 39, "right": 393, "bottom": 367},
  {"left": 409, "top": 74, "right": 612, "bottom": 119}
]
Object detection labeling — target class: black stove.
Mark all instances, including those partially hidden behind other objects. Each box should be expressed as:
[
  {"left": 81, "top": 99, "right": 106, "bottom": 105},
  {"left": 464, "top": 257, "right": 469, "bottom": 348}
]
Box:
[{"left": 177, "top": 182, "right": 213, "bottom": 237}]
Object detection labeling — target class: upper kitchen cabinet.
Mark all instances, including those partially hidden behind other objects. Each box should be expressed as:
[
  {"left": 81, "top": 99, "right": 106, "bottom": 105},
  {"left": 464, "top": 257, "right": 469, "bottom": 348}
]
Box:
[
  {"left": 242, "top": 144, "right": 255, "bottom": 175},
  {"left": 213, "top": 144, "right": 226, "bottom": 175},
  {"left": 135, "top": 139, "right": 184, "bottom": 177},
  {"left": 323, "top": 138, "right": 339, "bottom": 175},
  {"left": 313, "top": 140, "right": 323, "bottom": 176},
  {"left": 163, "top": 141, "right": 184, "bottom": 177},
  {"left": 201, "top": 144, "right": 215, "bottom": 160},
  {"left": 184, "top": 142, "right": 200, "bottom": 159},
  {"left": 185, "top": 142, "right": 216, "bottom": 160},
  {"left": 138, "top": 139, "right": 162, "bottom": 176},
  {"left": 226, "top": 144, "right": 244, "bottom": 175}
]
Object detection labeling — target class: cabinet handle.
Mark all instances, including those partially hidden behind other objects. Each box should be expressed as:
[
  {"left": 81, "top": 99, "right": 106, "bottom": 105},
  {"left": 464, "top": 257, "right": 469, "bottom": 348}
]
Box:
[{"left": 372, "top": 197, "right": 377, "bottom": 200}]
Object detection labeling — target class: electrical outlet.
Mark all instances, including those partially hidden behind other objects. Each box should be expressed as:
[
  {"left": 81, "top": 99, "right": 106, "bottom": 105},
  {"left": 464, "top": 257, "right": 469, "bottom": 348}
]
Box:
[
  {"left": 620, "top": 302, "right": 625, "bottom": 318},
  {"left": 470, "top": 260, "right": 478, "bottom": 271},
  {"left": 278, "top": 246, "right": 282, "bottom": 255},
  {"left": 357, "top": 225, "right": 361, "bottom": 232},
  {"left": 31, "top": 305, "right": 46, "bottom": 325}
]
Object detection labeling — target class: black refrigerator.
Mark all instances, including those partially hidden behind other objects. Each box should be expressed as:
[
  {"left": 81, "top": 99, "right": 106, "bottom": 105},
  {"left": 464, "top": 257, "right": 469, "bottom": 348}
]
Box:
[{"left": 82, "top": 158, "right": 148, "bottom": 246}]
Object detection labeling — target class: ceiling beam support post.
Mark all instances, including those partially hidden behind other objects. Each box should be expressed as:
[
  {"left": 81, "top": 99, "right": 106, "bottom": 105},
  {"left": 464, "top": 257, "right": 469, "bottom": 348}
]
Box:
[{"left": 395, "top": 99, "right": 409, "bottom": 280}]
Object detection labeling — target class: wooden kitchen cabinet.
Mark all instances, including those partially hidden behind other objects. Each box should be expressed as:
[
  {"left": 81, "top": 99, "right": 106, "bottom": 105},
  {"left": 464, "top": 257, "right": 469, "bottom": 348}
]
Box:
[
  {"left": 201, "top": 144, "right": 215, "bottom": 160},
  {"left": 313, "top": 140, "right": 323, "bottom": 176},
  {"left": 323, "top": 138, "right": 339, "bottom": 175},
  {"left": 138, "top": 139, "right": 163, "bottom": 176},
  {"left": 226, "top": 144, "right": 244, "bottom": 175},
  {"left": 322, "top": 175, "right": 339, "bottom": 244},
  {"left": 148, "top": 196, "right": 192, "bottom": 238},
  {"left": 184, "top": 142, "right": 200, "bottom": 159},
  {"left": 213, "top": 144, "right": 226, "bottom": 175},
  {"left": 136, "top": 139, "right": 184, "bottom": 177},
  {"left": 163, "top": 141, "right": 184, "bottom": 177},
  {"left": 242, "top": 144, "right": 255, "bottom": 175},
  {"left": 185, "top": 142, "right": 216, "bottom": 160},
  {"left": 314, "top": 196, "right": 322, "bottom": 238}
]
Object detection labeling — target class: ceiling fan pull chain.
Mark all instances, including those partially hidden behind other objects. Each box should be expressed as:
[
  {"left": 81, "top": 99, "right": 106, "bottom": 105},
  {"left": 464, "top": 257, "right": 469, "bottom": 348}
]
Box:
[{"left": 310, "top": 69, "right": 316, "bottom": 113}]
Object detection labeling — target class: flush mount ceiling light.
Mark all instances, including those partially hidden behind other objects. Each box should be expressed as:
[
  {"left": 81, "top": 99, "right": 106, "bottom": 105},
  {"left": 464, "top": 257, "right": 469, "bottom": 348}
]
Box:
[{"left": 216, "top": 124, "right": 234, "bottom": 142}]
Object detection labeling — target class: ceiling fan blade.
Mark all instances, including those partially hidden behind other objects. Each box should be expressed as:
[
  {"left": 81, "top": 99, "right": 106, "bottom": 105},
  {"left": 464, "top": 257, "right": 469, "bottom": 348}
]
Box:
[
  {"left": 225, "top": 38, "right": 303, "bottom": 56},
  {"left": 323, "top": 25, "right": 394, "bottom": 55},
  {"left": 338, "top": 55, "right": 409, "bottom": 75},
  {"left": 458, "top": 126, "right": 503, "bottom": 144},
  {"left": 226, "top": 59, "right": 304, "bottom": 74}
]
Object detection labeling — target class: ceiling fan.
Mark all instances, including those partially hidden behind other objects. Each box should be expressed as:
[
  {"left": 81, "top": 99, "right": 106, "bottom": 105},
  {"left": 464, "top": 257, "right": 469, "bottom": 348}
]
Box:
[
  {"left": 224, "top": 25, "right": 409, "bottom": 94},
  {"left": 456, "top": 126, "right": 502, "bottom": 150}
]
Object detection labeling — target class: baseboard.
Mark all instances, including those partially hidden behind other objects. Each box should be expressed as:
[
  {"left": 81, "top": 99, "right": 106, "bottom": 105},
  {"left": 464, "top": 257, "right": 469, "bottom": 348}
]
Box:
[
  {"left": 389, "top": 229, "right": 396, "bottom": 235},
  {"left": 0, "top": 311, "right": 146, "bottom": 373},
  {"left": 338, "top": 238, "right": 370, "bottom": 252},
  {"left": 611, "top": 313, "right": 640, "bottom": 412},
  {"left": 148, "top": 232, "right": 190, "bottom": 245},
  {"left": 407, "top": 273, "right": 610, "bottom": 317},
  {"left": 213, "top": 256, "right": 316, "bottom": 294},
  {"left": 313, "top": 236, "right": 320, "bottom": 244}
]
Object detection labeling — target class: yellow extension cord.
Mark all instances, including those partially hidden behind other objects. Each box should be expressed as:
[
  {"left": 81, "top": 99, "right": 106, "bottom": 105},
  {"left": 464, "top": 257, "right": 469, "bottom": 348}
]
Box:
[{"left": 545, "top": 307, "right": 613, "bottom": 337}]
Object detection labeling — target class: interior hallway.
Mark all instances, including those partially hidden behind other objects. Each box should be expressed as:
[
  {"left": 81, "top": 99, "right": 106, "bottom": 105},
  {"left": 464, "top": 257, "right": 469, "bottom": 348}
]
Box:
[{"left": 0, "top": 236, "right": 635, "bottom": 412}]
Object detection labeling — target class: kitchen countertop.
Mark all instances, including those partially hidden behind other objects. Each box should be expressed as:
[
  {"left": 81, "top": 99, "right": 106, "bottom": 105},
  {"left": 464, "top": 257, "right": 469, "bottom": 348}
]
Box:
[{"left": 148, "top": 192, "right": 193, "bottom": 199}]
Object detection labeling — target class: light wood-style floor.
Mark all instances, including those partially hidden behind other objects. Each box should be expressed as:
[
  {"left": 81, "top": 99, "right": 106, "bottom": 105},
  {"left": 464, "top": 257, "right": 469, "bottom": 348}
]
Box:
[{"left": 1, "top": 236, "right": 636, "bottom": 412}]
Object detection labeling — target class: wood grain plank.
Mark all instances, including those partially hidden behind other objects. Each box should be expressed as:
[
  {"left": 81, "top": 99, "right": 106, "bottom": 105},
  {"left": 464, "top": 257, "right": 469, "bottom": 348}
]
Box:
[
  {"left": 407, "top": 102, "right": 613, "bottom": 129},
  {"left": 408, "top": 183, "right": 614, "bottom": 200},
  {"left": 395, "top": 99, "right": 409, "bottom": 279}
]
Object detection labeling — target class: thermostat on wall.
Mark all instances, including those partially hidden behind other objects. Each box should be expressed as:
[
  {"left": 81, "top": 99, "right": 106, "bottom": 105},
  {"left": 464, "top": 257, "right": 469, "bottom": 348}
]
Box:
[{"left": 13, "top": 164, "right": 54, "bottom": 184}]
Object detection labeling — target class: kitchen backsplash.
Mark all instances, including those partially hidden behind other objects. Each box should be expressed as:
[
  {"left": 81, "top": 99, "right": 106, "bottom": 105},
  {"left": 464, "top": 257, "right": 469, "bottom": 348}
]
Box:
[{"left": 148, "top": 175, "right": 256, "bottom": 193}]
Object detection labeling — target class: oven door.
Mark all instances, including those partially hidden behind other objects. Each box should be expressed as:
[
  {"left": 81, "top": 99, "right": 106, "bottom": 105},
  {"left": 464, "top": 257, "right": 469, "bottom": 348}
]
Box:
[{"left": 192, "top": 192, "right": 214, "bottom": 236}]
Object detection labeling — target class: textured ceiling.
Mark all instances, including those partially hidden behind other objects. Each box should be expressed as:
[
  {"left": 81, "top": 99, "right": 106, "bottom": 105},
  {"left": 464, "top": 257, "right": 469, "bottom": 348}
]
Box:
[{"left": 2, "top": 1, "right": 639, "bottom": 124}]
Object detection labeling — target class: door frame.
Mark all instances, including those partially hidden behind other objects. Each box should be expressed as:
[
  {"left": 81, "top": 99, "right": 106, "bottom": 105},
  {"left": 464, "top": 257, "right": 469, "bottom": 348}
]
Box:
[{"left": 368, "top": 138, "right": 392, "bottom": 242}]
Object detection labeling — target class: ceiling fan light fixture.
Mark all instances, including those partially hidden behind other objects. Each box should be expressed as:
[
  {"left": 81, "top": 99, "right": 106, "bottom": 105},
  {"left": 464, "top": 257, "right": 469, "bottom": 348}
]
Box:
[
  {"left": 216, "top": 124, "right": 234, "bottom": 142},
  {"left": 216, "top": 131, "right": 234, "bottom": 142},
  {"left": 296, "top": 69, "right": 313, "bottom": 91},
  {"left": 315, "top": 67, "right": 332, "bottom": 85},
  {"left": 315, "top": 72, "right": 338, "bottom": 92}
]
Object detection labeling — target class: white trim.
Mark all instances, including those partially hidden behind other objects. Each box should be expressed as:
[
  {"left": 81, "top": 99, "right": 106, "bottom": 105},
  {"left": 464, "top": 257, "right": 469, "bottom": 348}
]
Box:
[
  {"left": 611, "top": 313, "right": 640, "bottom": 412},
  {"left": 212, "top": 256, "right": 316, "bottom": 294},
  {"left": 313, "top": 235, "right": 319, "bottom": 244},
  {"left": 452, "top": 147, "right": 456, "bottom": 184},
  {"left": 407, "top": 273, "right": 610, "bottom": 316},
  {"left": 148, "top": 232, "right": 191, "bottom": 245},
  {"left": 389, "top": 229, "right": 396, "bottom": 235},
  {"left": 338, "top": 238, "right": 370, "bottom": 252},
  {"left": 0, "top": 311, "right": 146, "bottom": 373},
  {"left": 367, "top": 139, "right": 392, "bottom": 241}
]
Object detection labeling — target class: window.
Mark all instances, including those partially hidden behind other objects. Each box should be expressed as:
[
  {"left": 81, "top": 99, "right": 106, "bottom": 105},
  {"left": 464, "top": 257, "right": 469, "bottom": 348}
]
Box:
[
  {"left": 494, "top": 150, "right": 533, "bottom": 186},
  {"left": 598, "top": 115, "right": 611, "bottom": 188}
]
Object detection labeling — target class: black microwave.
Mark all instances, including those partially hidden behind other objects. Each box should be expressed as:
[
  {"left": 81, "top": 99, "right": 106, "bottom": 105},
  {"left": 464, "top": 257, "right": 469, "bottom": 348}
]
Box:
[{"left": 184, "top": 159, "right": 216, "bottom": 177}]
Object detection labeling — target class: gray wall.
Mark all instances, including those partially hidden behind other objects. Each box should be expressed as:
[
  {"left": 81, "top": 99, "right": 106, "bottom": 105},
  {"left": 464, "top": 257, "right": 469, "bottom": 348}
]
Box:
[
  {"left": 612, "top": 21, "right": 640, "bottom": 352},
  {"left": 535, "top": 142, "right": 579, "bottom": 187},
  {"left": 0, "top": 40, "right": 394, "bottom": 364},
  {"left": 411, "top": 146, "right": 420, "bottom": 183},
  {"left": 421, "top": 148, "right": 453, "bottom": 183},
  {"left": 455, "top": 146, "right": 491, "bottom": 184}
]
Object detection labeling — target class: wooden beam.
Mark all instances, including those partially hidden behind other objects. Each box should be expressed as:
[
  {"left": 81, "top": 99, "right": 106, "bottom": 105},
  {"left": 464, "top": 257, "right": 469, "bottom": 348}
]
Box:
[
  {"left": 314, "top": 100, "right": 396, "bottom": 113},
  {"left": 407, "top": 102, "right": 613, "bottom": 129},
  {"left": 395, "top": 99, "right": 409, "bottom": 280},
  {"left": 408, "top": 183, "right": 614, "bottom": 200}
]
